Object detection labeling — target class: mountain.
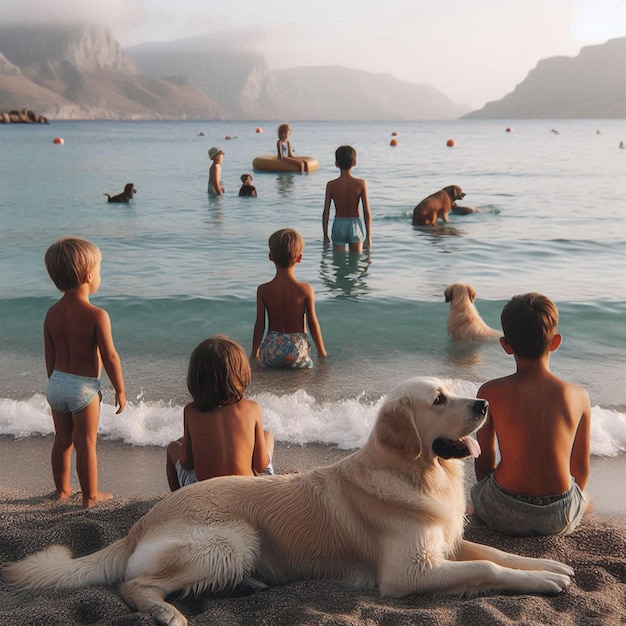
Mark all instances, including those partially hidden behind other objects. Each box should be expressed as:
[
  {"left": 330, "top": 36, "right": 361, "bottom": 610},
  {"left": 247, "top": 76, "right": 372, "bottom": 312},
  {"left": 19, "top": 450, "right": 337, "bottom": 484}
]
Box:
[
  {"left": 127, "top": 37, "right": 470, "bottom": 120},
  {"left": 465, "top": 38, "right": 626, "bottom": 119},
  {"left": 0, "top": 24, "right": 230, "bottom": 120}
]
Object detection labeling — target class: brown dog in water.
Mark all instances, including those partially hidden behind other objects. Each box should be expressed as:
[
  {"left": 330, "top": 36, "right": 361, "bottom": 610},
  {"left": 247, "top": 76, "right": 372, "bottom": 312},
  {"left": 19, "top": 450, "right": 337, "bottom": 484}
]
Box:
[
  {"left": 104, "top": 183, "right": 137, "bottom": 203},
  {"left": 412, "top": 185, "right": 465, "bottom": 225}
]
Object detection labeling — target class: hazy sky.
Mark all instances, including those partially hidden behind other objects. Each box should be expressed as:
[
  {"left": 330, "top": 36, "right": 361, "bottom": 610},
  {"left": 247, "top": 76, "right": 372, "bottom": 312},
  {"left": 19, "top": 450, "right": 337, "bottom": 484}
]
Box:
[{"left": 2, "top": 0, "right": 625, "bottom": 108}]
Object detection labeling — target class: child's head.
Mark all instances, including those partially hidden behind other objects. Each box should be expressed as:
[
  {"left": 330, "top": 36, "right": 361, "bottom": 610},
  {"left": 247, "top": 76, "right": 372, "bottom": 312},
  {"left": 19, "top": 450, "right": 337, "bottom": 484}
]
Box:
[
  {"left": 335, "top": 145, "right": 356, "bottom": 171},
  {"left": 44, "top": 237, "right": 102, "bottom": 292},
  {"left": 187, "top": 335, "right": 251, "bottom": 411},
  {"left": 268, "top": 228, "right": 305, "bottom": 268},
  {"left": 208, "top": 146, "right": 224, "bottom": 162},
  {"left": 500, "top": 293, "right": 559, "bottom": 359},
  {"left": 240, "top": 173, "right": 253, "bottom": 185},
  {"left": 277, "top": 123, "right": 291, "bottom": 139}
]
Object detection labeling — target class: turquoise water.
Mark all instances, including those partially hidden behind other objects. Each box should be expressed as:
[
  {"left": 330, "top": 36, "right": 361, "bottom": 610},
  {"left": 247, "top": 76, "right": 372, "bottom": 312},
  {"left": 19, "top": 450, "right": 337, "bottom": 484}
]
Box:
[{"left": 1, "top": 119, "right": 625, "bottom": 455}]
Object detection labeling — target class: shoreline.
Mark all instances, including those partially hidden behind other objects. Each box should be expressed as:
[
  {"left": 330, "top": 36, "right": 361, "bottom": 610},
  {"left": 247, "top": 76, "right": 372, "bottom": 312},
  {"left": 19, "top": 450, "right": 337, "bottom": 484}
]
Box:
[{"left": 1, "top": 436, "right": 625, "bottom": 625}]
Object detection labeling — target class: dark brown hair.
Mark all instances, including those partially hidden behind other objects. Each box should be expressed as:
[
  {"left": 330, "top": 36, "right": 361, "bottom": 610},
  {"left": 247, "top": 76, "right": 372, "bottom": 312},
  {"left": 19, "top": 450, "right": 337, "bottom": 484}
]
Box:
[
  {"left": 335, "top": 145, "right": 356, "bottom": 170},
  {"left": 268, "top": 228, "right": 304, "bottom": 268},
  {"left": 500, "top": 293, "right": 559, "bottom": 359},
  {"left": 187, "top": 335, "right": 251, "bottom": 411},
  {"left": 44, "top": 237, "right": 101, "bottom": 292}
]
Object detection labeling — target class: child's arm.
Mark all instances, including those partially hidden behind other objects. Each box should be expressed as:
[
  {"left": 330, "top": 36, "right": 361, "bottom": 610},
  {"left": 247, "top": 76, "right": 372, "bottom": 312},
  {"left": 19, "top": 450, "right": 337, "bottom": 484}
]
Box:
[
  {"left": 360, "top": 180, "right": 372, "bottom": 247},
  {"left": 304, "top": 284, "right": 327, "bottom": 358},
  {"left": 95, "top": 308, "right": 127, "bottom": 414},
  {"left": 43, "top": 317, "right": 55, "bottom": 378},
  {"left": 250, "top": 287, "right": 267, "bottom": 360},
  {"left": 215, "top": 164, "right": 224, "bottom": 193},
  {"left": 570, "top": 390, "right": 591, "bottom": 490},
  {"left": 252, "top": 406, "right": 272, "bottom": 473},
  {"left": 276, "top": 139, "right": 283, "bottom": 159},
  {"left": 322, "top": 184, "right": 332, "bottom": 243},
  {"left": 179, "top": 409, "right": 195, "bottom": 471},
  {"left": 474, "top": 391, "right": 497, "bottom": 481}
]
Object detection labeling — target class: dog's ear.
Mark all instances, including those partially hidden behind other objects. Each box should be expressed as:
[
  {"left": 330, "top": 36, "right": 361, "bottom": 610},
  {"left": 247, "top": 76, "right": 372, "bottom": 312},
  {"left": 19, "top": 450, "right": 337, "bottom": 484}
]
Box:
[
  {"left": 375, "top": 396, "right": 422, "bottom": 459},
  {"left": 467, "top": 285, "right": 477, "bottom": 302},
  {"left": 444, "top": 285, "right": 453, "bottom": 302}
]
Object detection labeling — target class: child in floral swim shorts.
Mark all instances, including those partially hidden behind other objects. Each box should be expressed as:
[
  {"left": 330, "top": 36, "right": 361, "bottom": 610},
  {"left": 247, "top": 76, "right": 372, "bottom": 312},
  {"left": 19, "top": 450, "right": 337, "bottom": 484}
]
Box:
[{"left": 251, "top": 228, "right": 327, "bottom": 368}]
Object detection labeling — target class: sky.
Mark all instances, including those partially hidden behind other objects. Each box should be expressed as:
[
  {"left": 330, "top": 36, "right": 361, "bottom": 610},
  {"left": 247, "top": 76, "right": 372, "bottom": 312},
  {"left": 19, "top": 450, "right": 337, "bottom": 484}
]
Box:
[{"left": 1, "top": 0, "right": 625, "bottom": 109}]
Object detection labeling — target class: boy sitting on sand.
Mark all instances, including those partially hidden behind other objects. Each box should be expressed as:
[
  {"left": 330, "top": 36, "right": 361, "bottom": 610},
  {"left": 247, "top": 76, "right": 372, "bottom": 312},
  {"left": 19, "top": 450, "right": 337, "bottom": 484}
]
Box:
[
  {"left": 323, "top": 145, "right": 371, "bottom": 253},
  {"left": 44, "top": 237, "right": 127, "bottom": 507},
  {"left": 471, "top": 292, "right": 590, "bottom": 536},
  {"left": 166, "top": 335, "right": 274, "bottom": 490},
  {"left": 251, "top": 228, "right": 327, "bottom": 368}
]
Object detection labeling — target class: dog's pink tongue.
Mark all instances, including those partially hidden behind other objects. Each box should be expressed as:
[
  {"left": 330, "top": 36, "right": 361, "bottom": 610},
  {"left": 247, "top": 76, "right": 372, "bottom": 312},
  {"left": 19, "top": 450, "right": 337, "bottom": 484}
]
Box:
[{"left": 460, "top": 436, "right": 481, "bottom": 458}]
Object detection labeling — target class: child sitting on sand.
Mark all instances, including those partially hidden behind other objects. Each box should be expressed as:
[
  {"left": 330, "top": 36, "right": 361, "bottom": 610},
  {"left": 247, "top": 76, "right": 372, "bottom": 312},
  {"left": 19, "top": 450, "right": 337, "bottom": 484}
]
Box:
[
  {"left": 166, "top": 335, "right": 274, "bottom": 490},
  {"left": 323, "top": 145, "right": 371, "bottom": 253},
  {"left": 471, "top": 292, "right": 590, "bottom": 536},
  {"left": 208, "top": 146, "right": 225, "bottom": 195},
  {"left": 239, "top": 173, "right": 257, "bottom": 197},
  {"left": 251, "top": 228, "right": 327, "bottom": 368},
  {"left": 276, "top": 123, "right": 309, "bottom": 173},
  {"left": 43, "top": 237, "right": 127, "bottom": 507}
]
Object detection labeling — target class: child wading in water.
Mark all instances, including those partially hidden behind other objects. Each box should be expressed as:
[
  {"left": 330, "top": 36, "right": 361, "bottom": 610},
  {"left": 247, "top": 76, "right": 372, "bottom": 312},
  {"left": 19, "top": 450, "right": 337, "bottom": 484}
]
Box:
[
  {"left": 208, "top": 146, "right": 225, "bottom": 195},
  {"left": 276, "top": 123, "right": 309, "bottom": 173},
  {"left": 43, "top": 237, "right": 126, "bottom": 507},
  {"left": 166, "top": 335, "right": 274, "bottom": 490},
  {"left": 323, "top": 145, "right": 371, "bottom": 253},
  {"left": 251, "top": 228, "right": 327, "bottom": 368}
]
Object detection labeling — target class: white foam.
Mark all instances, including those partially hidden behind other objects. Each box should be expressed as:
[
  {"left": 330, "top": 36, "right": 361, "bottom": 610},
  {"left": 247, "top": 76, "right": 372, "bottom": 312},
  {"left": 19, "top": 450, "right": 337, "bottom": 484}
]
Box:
[{"left": 1, "top": 387, "right": 624, "bottom": 457}]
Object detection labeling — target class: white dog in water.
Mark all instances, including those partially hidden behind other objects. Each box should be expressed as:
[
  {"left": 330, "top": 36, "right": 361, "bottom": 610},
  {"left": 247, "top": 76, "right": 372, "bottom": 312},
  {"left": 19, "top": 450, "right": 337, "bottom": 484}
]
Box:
[
  {"left": 3, "top": 377, "right": 573, "bottom": 626},
  {"left": 445, "top": 282, "right": 502, "bottom": 341}
]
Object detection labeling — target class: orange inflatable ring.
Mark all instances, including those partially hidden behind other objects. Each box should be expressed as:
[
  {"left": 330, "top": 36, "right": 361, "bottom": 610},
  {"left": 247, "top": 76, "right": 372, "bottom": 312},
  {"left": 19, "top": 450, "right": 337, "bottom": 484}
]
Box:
[{"left": 252, "top": 154, "right": 319, "bottom": 173}]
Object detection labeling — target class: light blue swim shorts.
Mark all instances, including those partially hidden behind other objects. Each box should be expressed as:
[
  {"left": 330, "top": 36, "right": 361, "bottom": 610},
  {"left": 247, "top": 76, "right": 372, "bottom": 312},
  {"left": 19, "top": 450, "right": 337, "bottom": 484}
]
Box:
[
  {"left": 46, "top": 370, "right": 102, "bottom": 414},
  {"left": 175, "top": 457, "right": 274, "bottom": 487},
  {"left": 470, "top": 472, "right": 586, "bottom": 536},
  {"left": 260, "top": 330, "right": 313, "bottom": 369},
  {"left": 331, "top": 217, "right": 365, "bottom": 246}
]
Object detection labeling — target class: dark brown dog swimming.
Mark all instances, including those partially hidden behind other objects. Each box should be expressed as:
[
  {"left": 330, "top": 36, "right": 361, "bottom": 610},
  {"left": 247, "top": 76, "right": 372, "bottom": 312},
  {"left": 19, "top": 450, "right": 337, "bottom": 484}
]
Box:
[
  {"left": 412, "top": 185, "right": 465, "bottom": 225},
  {"left": 104, "top": 183, "right": 137, "bottom": 203}
]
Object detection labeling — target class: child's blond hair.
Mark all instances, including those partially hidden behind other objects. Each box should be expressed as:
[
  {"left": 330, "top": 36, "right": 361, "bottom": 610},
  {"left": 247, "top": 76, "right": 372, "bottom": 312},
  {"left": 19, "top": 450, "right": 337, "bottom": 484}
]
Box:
[
  {"left": 268, "top": 228, "right": 304, "bottom": 268},
  {"left": 44, "top": 237, "right": 101, "bottom": 292}
]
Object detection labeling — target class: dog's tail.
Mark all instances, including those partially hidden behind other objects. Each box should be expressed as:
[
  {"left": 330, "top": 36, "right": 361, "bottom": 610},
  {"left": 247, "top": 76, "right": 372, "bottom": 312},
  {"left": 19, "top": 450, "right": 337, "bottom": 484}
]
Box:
[{"left": 2, "top": 537, "right": 131, "bottom": 590}]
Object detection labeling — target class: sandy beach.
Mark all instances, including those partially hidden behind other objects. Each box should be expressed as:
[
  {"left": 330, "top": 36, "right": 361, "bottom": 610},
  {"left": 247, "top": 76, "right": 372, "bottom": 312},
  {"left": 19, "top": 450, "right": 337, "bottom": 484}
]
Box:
[{"left": 1, "top": 436, "right": 625, "bottom": 625}]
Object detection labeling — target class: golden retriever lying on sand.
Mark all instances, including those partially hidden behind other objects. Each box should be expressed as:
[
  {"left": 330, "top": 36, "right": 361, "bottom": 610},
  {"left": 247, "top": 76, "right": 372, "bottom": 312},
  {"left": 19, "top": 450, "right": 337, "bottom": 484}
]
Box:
[
  {"left": 412, "top": 185, "right": 466, "bottom": 225},
  {"left": 3, "top": 377, "right": 573, "bottom": 626},
  {"left": 445, "top": 282, "right": 502, "bottom": 341}
]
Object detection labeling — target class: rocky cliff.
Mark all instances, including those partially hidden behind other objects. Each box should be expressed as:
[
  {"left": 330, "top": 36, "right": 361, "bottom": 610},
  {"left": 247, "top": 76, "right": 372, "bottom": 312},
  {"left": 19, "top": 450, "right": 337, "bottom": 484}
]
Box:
[
  {"left": 465, "top": 37, "right": 626, "bottom": 119},
  {"left": 0, "top": 24, "right": 230, "bottom": 120}
]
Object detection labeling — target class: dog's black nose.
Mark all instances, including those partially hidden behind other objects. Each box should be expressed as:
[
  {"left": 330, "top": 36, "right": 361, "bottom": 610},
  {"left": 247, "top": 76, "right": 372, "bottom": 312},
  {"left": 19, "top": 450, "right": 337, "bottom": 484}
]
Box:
[{"left": 473, "top": 399, "right": 488, "bottom": 416}]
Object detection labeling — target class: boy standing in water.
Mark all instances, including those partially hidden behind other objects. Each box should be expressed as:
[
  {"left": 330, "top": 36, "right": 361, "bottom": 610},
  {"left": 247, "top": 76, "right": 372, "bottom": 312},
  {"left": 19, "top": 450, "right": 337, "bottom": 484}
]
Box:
[
  {"left": 251, "top": 228, "right": 327, "bottom": 368},
  {"left": 44, "top": 237, "right": 126, "bottom": 507},
  {"left": 471, "top": 292, "right": 590, "bottom": 536},
  {"left": 323, "top": 145, "right": 371, "bottom": 253}
]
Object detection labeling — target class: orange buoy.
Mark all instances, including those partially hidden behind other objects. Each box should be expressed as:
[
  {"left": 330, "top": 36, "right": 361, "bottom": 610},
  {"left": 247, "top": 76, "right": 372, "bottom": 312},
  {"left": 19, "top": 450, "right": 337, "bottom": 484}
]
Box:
[
  {"left": 52, "top": 137, "right": 64, "bottom": 144},
  {"left": 391, "top": 131, "right": 398, "bottom": 136},
  {"left": 506, "top": 127, "right": 512, "bottom": 133},
  {"left": 446, "top": 138, "right": 455, "bottom": 147},
  {"left": 255, "top": 127, "right": 263, "bottom": 134},
  {"left": 390, "top": 138, "right": 398, "bottom": 147}
]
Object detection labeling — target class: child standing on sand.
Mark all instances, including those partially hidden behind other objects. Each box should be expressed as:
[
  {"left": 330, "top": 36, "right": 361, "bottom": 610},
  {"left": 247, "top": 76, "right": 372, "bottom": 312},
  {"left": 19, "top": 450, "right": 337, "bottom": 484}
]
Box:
[
  {"left": 323, "top": 145, "right": 371, "bottom": 253},
  {"left": 251, "top": 228, "right": 327, "bottom": 368},
  {"left": 43, "top": 237, "right": 126, "bottom": 508},
  {"left": 208, "top": 146, "right": 225, "bottom": 195},
  {"left": 471, "top": 292, "right": 591, "bottom": 536},
  {"left": 166, "top": 335, "right": 274, "bottom": 490},
  {"left": 276, "top": 123, "right": 309, "bottom": 173}
]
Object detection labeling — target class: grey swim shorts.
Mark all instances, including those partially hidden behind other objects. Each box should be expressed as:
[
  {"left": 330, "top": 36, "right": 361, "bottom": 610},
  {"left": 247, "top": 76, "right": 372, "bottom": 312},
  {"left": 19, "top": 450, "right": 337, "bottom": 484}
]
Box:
[
  {"left": 46, "top": 370, "right": 102, "bottom": 414},
  {"left": 471, "top": 472, "right": 586, "bottom": 536}
]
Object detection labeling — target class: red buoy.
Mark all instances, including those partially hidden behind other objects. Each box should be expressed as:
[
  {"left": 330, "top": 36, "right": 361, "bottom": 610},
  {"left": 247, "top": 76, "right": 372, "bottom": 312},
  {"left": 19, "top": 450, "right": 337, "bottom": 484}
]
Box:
[
  {"left": 390, "top": 138, "right": 398, "bottom": 147},
  {"left": 52, "top": 137, "right": 64, "bottom": 144},
  {"left": 255, "top": 127, "right": 263, "bottom": 134},
  {"left": 446, "top": 138, "right": 455, "bottom": 147},
  {"left": 506, "top": 127, "right": 512, "bottom": 133},
  {"left": 225, "top": 135, "right": 232, "bottom": 140},
  {"left": 391, "top": 131, "right": 398, "bottom": 136}
]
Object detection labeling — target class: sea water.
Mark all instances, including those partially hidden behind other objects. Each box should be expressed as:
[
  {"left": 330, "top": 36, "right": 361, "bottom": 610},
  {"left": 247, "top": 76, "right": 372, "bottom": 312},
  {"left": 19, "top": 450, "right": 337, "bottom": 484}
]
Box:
[{"left": 0, "top": 119, "right": 625, "bottom": 456}]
